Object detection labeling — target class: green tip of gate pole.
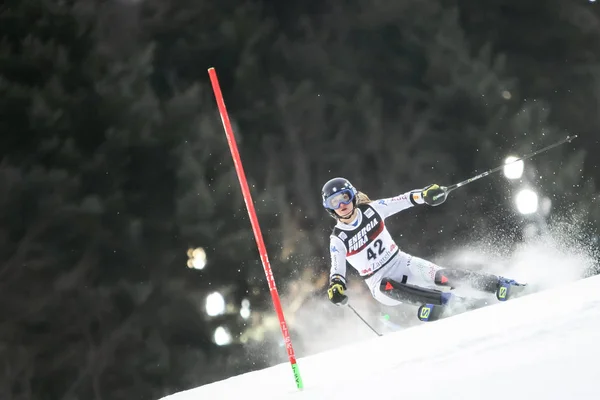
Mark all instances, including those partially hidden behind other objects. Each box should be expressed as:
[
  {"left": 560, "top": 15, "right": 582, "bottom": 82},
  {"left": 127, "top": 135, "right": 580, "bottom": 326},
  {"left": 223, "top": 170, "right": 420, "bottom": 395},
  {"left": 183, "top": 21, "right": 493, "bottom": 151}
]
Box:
[{"left": 292, "top": 363, "right": 304, "bottom": 390}]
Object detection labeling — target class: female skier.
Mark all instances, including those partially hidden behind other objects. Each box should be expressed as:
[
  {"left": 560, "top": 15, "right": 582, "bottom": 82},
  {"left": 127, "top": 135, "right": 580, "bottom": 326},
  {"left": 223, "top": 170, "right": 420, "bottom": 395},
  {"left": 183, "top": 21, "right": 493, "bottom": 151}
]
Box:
[{"left": 322, "top": 177, "right": 525, "bottom": 321}]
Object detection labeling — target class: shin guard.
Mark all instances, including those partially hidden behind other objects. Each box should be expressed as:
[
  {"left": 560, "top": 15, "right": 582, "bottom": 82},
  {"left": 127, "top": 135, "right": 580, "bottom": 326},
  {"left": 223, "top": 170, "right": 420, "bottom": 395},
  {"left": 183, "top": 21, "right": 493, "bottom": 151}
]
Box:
[
  {"left": 380, "top": 278, "right": 451, "bottom": 306},
  {"left": 435, "top": 269, "right": 499, "bottom": 293}
]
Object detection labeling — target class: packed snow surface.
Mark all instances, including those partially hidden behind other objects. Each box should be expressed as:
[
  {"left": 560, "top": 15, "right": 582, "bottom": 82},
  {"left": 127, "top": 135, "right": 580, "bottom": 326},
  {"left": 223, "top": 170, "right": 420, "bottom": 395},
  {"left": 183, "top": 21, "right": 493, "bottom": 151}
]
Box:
[{"left": 160, "top": 274, "right": 600, "bottom": 400}]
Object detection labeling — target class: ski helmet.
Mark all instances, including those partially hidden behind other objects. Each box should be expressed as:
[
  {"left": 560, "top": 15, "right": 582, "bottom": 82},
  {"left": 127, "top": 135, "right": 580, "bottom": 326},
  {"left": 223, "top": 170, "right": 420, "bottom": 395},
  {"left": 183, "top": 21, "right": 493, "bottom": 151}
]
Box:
[{"left": 321, "top": 177, "right": 358, "bottom": 218}]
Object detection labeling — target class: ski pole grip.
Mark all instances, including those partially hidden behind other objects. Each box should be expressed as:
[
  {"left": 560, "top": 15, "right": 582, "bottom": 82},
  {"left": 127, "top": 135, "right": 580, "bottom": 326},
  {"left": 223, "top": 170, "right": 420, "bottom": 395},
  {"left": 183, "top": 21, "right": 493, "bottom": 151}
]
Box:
[{"left": 432, "top": 186, "right": 449, "bottom": 201}]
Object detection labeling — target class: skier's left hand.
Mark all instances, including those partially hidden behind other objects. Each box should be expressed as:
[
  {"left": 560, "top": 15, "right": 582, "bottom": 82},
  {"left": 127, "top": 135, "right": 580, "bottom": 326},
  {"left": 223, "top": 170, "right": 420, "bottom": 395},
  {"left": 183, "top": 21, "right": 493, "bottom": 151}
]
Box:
[{"left": 422, "top": 184, "right": 447, "bottom": 206}]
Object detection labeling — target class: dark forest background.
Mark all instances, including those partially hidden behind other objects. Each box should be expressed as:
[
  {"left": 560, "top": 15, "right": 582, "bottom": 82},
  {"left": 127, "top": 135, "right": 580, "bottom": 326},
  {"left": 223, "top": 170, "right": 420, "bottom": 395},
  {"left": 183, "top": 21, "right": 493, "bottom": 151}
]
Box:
[{"left": 1, "top": 0, "right": 600, "bottom": 399}]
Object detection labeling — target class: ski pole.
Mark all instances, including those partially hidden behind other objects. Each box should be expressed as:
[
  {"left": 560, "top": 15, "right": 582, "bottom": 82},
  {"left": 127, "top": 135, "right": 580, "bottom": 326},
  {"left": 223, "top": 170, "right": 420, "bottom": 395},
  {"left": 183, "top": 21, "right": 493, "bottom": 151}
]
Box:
[
  {"left": 347, "top": 304, "right": 383, "bottom": 337},
  {"left": 434, "top": 135, "right": 578, "bottom": 201}
]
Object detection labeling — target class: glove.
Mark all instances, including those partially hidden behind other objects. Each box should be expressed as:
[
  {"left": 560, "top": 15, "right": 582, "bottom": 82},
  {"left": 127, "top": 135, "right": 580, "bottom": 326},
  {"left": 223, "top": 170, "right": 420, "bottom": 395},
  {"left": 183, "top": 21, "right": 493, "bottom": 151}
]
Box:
[
  {"left": 422, "top": 184, "right": 447, "bottom": 206},
  {"left": 327, "top": 276, "right": 348, "bottom": 306}
]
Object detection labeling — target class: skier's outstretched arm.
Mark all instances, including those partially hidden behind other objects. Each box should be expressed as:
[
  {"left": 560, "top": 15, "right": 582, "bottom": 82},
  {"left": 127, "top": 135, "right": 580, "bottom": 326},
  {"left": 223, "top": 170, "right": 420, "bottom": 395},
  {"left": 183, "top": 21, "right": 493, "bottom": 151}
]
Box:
[
  {"left": 328, "top": 236, "right": 348, "bottom": 306},
  {"left": 371, "top": 184, "right": 447, "bottom": 219}
]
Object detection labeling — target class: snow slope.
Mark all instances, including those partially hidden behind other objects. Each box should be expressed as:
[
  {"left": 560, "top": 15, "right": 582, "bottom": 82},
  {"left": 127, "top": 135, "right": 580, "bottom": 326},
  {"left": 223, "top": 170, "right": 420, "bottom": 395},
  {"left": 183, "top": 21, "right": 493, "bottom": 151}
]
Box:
[{"left": 161, "top": 274, "right": 600, "bottom": 400}]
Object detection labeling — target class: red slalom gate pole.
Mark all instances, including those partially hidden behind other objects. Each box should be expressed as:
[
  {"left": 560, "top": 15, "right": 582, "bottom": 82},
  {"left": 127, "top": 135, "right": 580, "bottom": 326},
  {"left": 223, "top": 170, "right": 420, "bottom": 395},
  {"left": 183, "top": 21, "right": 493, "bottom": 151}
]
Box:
[{"left": 207, "top": 67, "right": 304, "bottom": 390}]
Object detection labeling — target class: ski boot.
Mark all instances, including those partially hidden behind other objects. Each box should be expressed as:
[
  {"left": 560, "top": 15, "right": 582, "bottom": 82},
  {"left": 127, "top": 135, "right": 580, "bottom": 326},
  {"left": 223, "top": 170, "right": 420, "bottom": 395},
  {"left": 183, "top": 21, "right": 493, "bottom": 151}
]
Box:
[
  {"left": 417, "top": 303, "right": 444, "bottom": 321},
  {"left": 418, "top": 292, "right": 491, "bottom": 322},
  {"left": 496, "top": 277, "right": 527, "bottom": 301},
  {"left": 417, "top": 291, "right": 451, "bottom": 321}
]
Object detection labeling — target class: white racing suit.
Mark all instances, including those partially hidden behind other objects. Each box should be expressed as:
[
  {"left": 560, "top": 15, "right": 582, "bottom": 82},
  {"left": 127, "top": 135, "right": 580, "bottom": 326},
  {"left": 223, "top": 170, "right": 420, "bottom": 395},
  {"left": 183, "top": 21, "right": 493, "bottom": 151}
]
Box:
[{"left": 329, "top": 190, "right": 445, "bottom": 306}]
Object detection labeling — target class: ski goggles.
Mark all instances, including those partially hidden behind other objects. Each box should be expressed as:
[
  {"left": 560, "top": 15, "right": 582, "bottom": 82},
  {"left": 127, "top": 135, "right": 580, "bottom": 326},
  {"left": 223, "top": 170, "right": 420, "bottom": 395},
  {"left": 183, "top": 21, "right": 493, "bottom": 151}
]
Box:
[{"left": 323, "top": 189, "right": 355, "bottom": 210}]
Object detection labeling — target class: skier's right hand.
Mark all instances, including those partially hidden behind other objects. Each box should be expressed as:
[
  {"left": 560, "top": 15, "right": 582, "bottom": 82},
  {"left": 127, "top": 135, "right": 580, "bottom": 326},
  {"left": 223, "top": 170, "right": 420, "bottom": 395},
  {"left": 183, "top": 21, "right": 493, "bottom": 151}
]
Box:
[
  {"left": 422, "top": 184, "right": 447, "bottom": 206},
  {"left": 328, "top": 276, "right": 348, "bottom": 306}
]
